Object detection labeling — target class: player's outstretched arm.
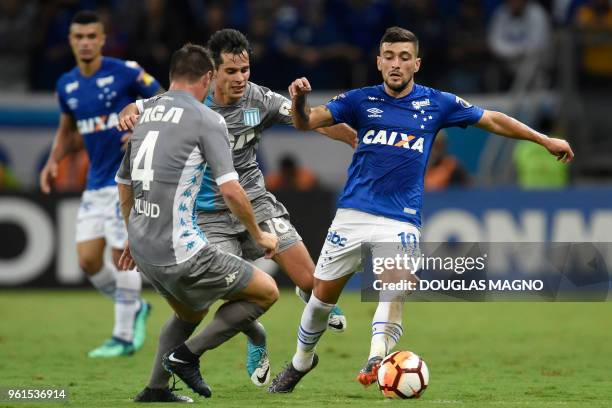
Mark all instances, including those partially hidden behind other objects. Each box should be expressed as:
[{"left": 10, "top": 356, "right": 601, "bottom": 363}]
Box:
[
  {"left": 475, "top": 110, "right": 574, "bottom": 163},
  {"left": 220, "top": 180, "right": 279, "bottom": 259},
  {"left": 314, "top": 124, "right": 358, "bottom": 148},
  {"left": 39, "top": 113, "right": 81, "bottom": 193},
  {"left": 288, "top": 77, "right": 335, "bottom": 130}
]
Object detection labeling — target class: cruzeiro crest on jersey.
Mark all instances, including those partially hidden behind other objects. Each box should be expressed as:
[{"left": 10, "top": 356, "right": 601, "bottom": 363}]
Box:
[{"left": 243, "top": 108, "right": 260, "bottom": 127}]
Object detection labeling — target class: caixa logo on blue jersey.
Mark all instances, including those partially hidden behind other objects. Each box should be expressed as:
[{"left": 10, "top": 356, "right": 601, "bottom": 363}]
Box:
[
  {"left": 362, "top": 129, "right": 424, "bottom": 153},
  {"left": 77, "top": 113, "right": 119, "bottom": 135},
  {"left": 326, "top": 230, "right": 347, "bottom": 247}
]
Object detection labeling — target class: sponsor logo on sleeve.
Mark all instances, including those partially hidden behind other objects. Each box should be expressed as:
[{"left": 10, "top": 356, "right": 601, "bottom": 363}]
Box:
[
  {"left": 455, "top": 96, "right": 472, "bottom": 108},
  {"left": 279, "top": 100, "right": 291, "bottom": 116},
  {"left": 138, "top": 71, "right": 155, "bottom": 86}
]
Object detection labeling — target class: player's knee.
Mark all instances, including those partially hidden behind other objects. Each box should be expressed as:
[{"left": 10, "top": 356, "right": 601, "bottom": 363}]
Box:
[
  {"left": 79, "top": 257, "right": 104, "bottom": 276},
  {"left": 174, "top": 308, "right": 206, "bottom": 324},
  {"left": 267, "top": 283, "right": 280, "bottom": 307},
  {"left": 259, "top": 274, "right": 279, "bottom": 309},
  {"left": 176, "top": 312, "right": 204, "bottom": 325}
]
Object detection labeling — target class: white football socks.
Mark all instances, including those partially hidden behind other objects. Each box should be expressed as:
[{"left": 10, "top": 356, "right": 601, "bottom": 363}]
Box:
[
  {"left": 113, "top": 269, "right": 142, "bottom": 342},
  {"left": 292, "top": 294, "right": 334, "bottom": 372},
  {"left": 87, "top": 265, "right": 116, "bottom": 299},
  {"left": 369, "top": 301, "right": 404, "bottom": 360}
]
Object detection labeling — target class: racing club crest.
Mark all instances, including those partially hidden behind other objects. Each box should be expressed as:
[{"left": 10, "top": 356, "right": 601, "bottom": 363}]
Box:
[{"left": 243, "top": 108, "right": 260, "bottom": 127}]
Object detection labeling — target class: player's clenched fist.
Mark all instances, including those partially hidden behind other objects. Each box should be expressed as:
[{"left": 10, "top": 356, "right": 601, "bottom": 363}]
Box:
[
  {"left": 288, "top": 77, "right": 312, "bottom": 98},
  {"left": 118, "top": 245, "right": 136, "bottom": 271},
  {"left": 39, "top": 160, "right": 58, "bottom": 194},
  {"left": 117, "top": 103, "right": 141, "bottom": 131},
  {"left": 256, "top": 231, "right": 279, "bottom": 259},
  {"left": 543, "top": 137, "right": 574, "bottom": 164}
]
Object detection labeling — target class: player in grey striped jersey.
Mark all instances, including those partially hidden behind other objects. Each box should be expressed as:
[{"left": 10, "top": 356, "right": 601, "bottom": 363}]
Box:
[
  {"left": 119, "top": 29, "right": 356, "bottom": 387},
  {"left": 116, "top": 44, "right": 280, "bottom": 402}
]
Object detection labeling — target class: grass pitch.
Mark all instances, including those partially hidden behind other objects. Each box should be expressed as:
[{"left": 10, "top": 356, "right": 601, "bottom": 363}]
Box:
[{"left": 0, "top": 289, "right": 611, "bottom": 407}]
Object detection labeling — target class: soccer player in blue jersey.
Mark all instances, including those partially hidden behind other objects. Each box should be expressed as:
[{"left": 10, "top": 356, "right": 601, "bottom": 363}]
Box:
[
  {"left": 39, "top": 11, "right": 162, "bottom": 358},
  {"left": 269, "top": 26, "right": 574, "bottom": 392}
]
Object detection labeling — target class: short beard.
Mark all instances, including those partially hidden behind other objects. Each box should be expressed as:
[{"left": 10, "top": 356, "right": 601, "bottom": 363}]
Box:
[
  {"left": 385, "top": 75, "right": 412, "bottom": 93},
  {"left": 79, "top": 56, "right": 95, "bottom": 64}
]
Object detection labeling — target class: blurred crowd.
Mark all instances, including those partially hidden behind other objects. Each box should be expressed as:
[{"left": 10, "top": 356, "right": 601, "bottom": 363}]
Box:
[
  {"left": 1, "top": 0, "right": 612, "bottom": 92},
  {"left": 0, "top": 0, "right": 609, "bottom": 193}
]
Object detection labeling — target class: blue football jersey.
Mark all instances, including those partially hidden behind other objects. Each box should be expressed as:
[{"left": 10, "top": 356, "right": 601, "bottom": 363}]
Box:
[
  {"left": 326, "top": 83, "right": 484, "bottom": 227},
  {"left": 56, "top": 57, "right": 161, "bottom": 190}
]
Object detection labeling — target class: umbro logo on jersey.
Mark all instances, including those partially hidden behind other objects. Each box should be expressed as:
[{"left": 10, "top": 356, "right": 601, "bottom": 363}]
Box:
[
  {"left": 96, "top": 75, "right": 114, "bottom": 88},
  {"left": 367, "top": 107, "right": 383, "bottom": 118},
  {"left": 411, "top": 99, "right": 430, "bottom": 109},
  {"left": 243, "top": 108, "right": 260, "bottom": 127},
  {"left": 65, "top": 81, "right": 79, "bottom": 94}
]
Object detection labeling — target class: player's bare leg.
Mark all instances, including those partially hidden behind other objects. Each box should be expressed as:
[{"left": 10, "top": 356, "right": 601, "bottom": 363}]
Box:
[
  {"left": 268, "top": 274, "right": 352, "bottom": 393},
  {"left": 240, "top": 240, "right": 347, "bottom": 387},
  {"left": 77, "top": 238, "right": 108, "bottom": 278},
  {"left": 273, "top": 242, "right": 314, "bottom": 291},
  {"left": 274, "top": 242, "right": 347, "bottom": 332}
]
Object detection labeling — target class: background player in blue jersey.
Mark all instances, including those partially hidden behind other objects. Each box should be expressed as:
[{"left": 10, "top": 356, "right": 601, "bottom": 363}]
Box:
[
  {"left": 269, "top": 26, "right": 574, "bottom": 393},
  {"left": 39, "top": 11, "right": 162, "bottom": 358}
]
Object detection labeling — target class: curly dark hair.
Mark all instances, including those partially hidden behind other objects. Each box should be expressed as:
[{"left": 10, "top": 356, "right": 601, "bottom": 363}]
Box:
[{"left": 207, "top": 28, "right": 252, "bottom": 68}]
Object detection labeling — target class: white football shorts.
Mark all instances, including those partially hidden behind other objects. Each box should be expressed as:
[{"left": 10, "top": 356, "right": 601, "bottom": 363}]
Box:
[
  {"left": 314, "top": 208, "right": 421, "bottom": 281},
  {"left": 76, "top": 185, "right": 127, "bottom": 248}
]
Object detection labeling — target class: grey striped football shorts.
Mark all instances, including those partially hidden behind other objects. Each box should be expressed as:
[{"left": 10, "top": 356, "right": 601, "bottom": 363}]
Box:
[
  {"left": 197, "top": 192, "right": 302, "bottom": 260},
  {"left": 137, "top": 244, "right": 253, "bottom": 311}
]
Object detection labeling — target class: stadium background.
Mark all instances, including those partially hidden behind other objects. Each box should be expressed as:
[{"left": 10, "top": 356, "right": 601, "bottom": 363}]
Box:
[{"left": 1, "top": 1, "right": 612, "bottom": 407}]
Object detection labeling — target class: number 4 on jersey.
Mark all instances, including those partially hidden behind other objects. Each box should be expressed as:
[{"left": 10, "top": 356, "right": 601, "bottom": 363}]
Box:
[{"left": 132, "top": 130, "right": 158, "bottom": 190}]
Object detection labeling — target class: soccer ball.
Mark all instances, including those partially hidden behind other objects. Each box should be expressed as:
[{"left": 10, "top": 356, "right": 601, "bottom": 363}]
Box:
[{"left": 377, "top": 350, "right": 429, "bottom": 399}]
